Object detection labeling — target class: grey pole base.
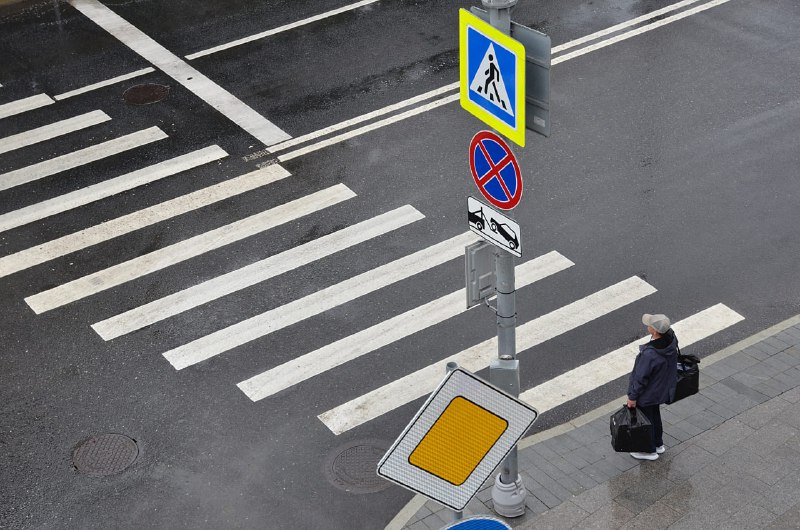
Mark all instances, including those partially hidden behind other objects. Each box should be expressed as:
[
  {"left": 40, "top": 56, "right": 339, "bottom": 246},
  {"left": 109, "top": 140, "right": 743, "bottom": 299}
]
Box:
[{"left": 490, "top": 472, "right": 527, "bottom": 517}]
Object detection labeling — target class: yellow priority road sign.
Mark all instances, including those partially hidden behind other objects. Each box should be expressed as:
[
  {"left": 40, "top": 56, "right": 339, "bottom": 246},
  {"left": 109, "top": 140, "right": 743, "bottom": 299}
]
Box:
[
  {"left": 460, "top": 9, "right": 526, "bottom": 147},
  {"left": 377, "top": 368, "right": 538, "bottom": 511}
]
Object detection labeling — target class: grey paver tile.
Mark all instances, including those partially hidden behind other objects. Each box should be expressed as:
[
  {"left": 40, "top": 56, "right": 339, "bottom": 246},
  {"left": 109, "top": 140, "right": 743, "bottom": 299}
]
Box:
[
  {"left": 775, "top": 330, "right": 800, "bottom": 344},
  {"left": 725, "top": 502, "right": 777, "bottom": 529},
  {"left": 516, "top": 500, "right": 589, "bottom": 530},
  {"left": 693, "top": 418, "right": 755, "bottom": 455},
  {"left": 614, "top": 476, "right": 675, "bottom": 516},
  {"left": 568, "top": 469, "right": 600, "bottom": 491},
  {"left": 736, "top": 396, "right": 792, "bottom": 429},
  {"left": 619, "top": 500, "right": 682, "bottom": 530},
  {"left": 705, "top": 402, "right": 739, "bottom": 421},
  {"left": 671, "top": 419, "right": 705, "bottom": 438},
  {"left": 772, "top": 367, "right": 800, "bottom": 388},
  {"left": 782, "top": 386, "right": 800, "bottom": 405},
  {"left": 407, "top": 520, "right": 429, "bottom": 530},
  {"left": 763, "top": 500, "right": 800, "bottom": 529},
  {"left": 741, "top": 346, "right": 773, "bottom": 361},
  {"left": 738, "top": 421, "right": 799, "bottom": 457},
  {"left": 763, "top": 336, "right": 792, "bottom": 352},
  {"left": 771, "top": 349, "right": 800, "bottom": 367},
  {"left": 659, "top": 443, "right": 714, "bottom": 482},
  {"left": 719, "top": 352, "right": 760, "bottom": 373},
  {"left": 718, "top": 377, "right": 770, "bottom": 404},
  {"left": 763, "top": 353, "right": 794, "bottom": 372},
  {"left": 683, "top": 408, "right": 726, "bottom": 431},
  {"left": 703, "top": 362, "right": 740, "bottom": 381},
  {"left": 577, "top": 500, "right": 636, "bottom": 529},
  {"left": 524, "top": 493, "right": 550, "bottom": 515},
  {"left": 570, "top": 482, "right": 618, "bottom": 514}
]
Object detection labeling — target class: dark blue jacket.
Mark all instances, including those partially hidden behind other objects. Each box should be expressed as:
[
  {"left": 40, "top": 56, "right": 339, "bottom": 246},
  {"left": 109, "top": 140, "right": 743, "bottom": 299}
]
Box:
[{"left": 628, "top": 330, "right": 679, "bottom": 406}]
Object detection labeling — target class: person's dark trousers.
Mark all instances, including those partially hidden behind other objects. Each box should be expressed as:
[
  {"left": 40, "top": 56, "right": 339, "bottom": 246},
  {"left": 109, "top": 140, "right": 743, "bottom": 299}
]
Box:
[{"left": 638, "top": 404, "right": 662, "bottom": 453}]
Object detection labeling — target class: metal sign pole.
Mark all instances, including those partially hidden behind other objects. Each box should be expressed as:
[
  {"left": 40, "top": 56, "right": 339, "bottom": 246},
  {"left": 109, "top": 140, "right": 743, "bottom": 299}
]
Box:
[{"left": 481, "top": 0, "right": 527, "bottom": 518}]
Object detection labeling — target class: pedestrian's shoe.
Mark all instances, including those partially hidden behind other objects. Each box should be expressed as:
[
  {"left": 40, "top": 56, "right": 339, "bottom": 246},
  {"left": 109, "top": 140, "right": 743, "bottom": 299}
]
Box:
[
  {"left": 656, "top": 445, "right": 666, "bottom": 454},
  {"left": 630, "top": 452, "right": 659, "bottom": 461}
]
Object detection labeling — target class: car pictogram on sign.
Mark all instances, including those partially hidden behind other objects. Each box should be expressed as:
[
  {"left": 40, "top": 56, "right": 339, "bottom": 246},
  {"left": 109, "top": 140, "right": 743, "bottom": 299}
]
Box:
[{"left": 490, "top": 219, "right": 518, "bottom": 251}]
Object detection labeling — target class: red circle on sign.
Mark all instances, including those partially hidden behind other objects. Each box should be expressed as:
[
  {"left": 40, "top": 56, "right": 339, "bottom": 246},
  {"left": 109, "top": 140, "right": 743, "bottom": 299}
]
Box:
[{"left": 469, "top": 131, "right": 523, "bottom": 210}]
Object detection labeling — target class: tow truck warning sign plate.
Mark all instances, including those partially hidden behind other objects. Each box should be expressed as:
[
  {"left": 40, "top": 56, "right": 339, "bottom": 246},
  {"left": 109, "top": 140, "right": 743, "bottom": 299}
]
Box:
[{"left": 468, "top": 196, "right": 521, "bottom": 257}]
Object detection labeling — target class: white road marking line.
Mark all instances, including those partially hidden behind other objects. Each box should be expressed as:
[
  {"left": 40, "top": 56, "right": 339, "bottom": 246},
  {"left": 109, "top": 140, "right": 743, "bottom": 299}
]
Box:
[
  {"left": 552, "top": 0, "right": 704, "bottom": 53},
  {"left": 519, "top": 304, "right": 744, "bottom": 413},
  {"left": 0, "top": 164, "right": 291, "bottom": 279},
  {"left": 92, "top": 205, "right": 424, "bottom": 340},
  {"left": 0, "top": 110, "right": 111, "bottom": 155},
  {"left": 266, "top": 83, "right": 459, "bottom": 154},
  {"left": 318, "top": 276, "right": 657, "bottom": 435},
  {"left": 0, "top": 126, "right": 167, "bottom": 192},
  {"left": 0, "top": 94, "right": 54, "bottom": 120},
  {"left": 0, "top": 145, "right": 228, "bottom": 233},
  {"left": 277, "top": 94, "right": 460, "bottom": 162},
  {"left": 53, "top": 68, "right": 156, "bottom": 100},
  {"left": 69, "top": 0, "right": 291, "bottom": 146},
  {"left": 275, "top": 0, "right": 732, "bottom": 161},
  {"left": 185, "top": 0, "right": 380, "bottom": 61},
  {"left": 25, "top": 184, "right": 355, "bottom": 314},
  {"left": 163, "top": 232, "right": 478, "bottom": 370},
  {"left": 552, "top": 0, "right": 733, "bottom": 65},
  {"left": 238, "top": 251, "right": 574, "bottom": 402}
]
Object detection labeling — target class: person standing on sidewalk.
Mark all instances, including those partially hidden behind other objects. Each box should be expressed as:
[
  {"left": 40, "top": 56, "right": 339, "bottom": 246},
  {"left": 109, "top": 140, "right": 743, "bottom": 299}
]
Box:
[{"left": 627, "top": 313, "right": 678, "bottom": 461}]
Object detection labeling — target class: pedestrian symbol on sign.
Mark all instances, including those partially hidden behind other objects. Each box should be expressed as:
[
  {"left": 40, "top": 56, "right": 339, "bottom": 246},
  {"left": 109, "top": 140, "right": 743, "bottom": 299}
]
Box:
[{"left": 469, "top": 44, "right": 513, "bottom": 116}]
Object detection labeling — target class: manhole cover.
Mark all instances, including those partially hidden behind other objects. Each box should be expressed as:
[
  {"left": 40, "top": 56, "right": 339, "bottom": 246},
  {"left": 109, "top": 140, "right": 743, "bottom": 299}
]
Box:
[
  {"left": 123, "top": 83, "right": 170, "bottom": 105},
  {"left": 324, "top": 439, "right": 391, "bottom": 494},
  {"left": 73, "top": 433, "right": 138, "bottom": 476}
]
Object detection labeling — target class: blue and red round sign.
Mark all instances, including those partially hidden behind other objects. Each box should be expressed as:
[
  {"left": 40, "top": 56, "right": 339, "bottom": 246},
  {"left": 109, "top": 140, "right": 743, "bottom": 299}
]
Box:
[{"left": 469, "top": 130, "right": 523, "bottom": 210}]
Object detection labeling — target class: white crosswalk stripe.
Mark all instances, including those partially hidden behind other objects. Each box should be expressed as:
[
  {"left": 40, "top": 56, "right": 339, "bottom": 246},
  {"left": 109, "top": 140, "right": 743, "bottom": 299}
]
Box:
[
  {"left": 91, "top": 205, "right": 426, "bottom": 340},
  {"left": 162, "top": 231, "right": 479, "bottom": 370},
  {"left": 318, "top": 276, "right": 658, "bottom": 435},
  {"left": 25, "top": 183, "right": 356, "bottom": 314},
  {"left": 237, "top": 251, "right": 574, "bottom": 402},
  {"left": 0, "top": 164, "right": 291, "bottom": 279},
  {"left": 519, "top": 303, "right": 745, "bottom": 413},
  {"left": 0, "top": 145, "right": 228, "bottom": 233},
  {"left": 0, "top": 94, "right": 54, "bottom": 120},
  {"left": 0, "top": 126, "right": 167, "bottom": 191},
  {"left": 0, "top": 110, "right": 111, "bottom": 155}
]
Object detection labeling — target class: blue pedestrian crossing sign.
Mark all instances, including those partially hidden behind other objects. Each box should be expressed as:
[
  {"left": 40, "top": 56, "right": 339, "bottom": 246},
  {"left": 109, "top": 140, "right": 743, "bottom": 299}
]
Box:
[{"left": 460, "top": 9, "right": 526, "bottom": 147}]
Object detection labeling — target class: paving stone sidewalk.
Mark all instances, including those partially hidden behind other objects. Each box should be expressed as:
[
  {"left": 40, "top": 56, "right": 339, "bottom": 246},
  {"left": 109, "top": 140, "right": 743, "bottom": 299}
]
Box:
[{"left": 398, "top": 316, "right": 800, "bottom": 530}]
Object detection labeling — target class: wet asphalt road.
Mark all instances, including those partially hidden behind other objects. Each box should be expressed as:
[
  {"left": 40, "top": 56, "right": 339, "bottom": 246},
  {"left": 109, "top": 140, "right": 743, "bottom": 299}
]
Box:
[{"left": 1, "top": 0, "right": 799, "bottom": 528}]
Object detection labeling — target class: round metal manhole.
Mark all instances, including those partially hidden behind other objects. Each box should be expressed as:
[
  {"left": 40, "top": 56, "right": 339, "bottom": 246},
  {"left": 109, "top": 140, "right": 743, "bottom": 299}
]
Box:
[
  {"left": 73, "top": 433, "right": 139, "bottom": 476},
  {"left": 324, "top": 439, "right": 391, "bottom": 494},
  {"left": 123, "top": 83, "right": 170, "bottom": 105}
]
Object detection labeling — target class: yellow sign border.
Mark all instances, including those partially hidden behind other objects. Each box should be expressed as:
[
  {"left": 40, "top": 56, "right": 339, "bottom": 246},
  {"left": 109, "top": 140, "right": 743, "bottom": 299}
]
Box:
[{"left": 459, "top": 8, "right": 526, "bottom": 147}]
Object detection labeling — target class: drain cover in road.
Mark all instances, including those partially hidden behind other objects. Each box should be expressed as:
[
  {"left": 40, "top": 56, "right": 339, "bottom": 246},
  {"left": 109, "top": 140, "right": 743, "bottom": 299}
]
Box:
[
  {"left": 324, "top": 439, "right": 391, "bottom": 494},
  {"left": 123, "top": 83, "right": 170, "bottom": 105},
  {"left": 73, "top": 433, "right": 139, "bottom": 476}
]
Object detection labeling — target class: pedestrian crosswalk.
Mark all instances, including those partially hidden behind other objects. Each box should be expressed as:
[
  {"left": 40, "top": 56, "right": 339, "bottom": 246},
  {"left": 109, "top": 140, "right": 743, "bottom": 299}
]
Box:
[{"left": 0, "top": 84, "right": 745, "bottom": 440}]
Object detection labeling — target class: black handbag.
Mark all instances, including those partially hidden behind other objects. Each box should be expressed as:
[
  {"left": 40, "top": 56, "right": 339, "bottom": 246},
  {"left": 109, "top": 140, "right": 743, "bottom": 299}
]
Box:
[
  {"left": 668, "top": 348, "right": 700, "bottom": 404},
  {"left": 610, "top": 406, "right": 653, "bottom": 452}
]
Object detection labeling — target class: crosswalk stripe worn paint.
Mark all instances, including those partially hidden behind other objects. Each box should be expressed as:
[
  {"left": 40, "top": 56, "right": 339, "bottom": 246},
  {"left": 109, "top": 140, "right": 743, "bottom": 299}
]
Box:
[
  {"left": 0, "top": 127, "right": 167, "bottom": 192},
  {"left": 0, "top": 145, "right": 228, "bottom": 233},
  {"left": 162, "top": 232, "right": 479, "bottom": 370},
  {"left": 25, "top": 184, "right": 356, "bottom": 314},
  {"left": 237, "top": 251, "right": 575, "bottom": 402},
  {"left": 0, "top": 164, "right": 292, "bottom": 279},
  {"left": 318, "top": 276, "right": 657, "bottom": 435},
  {"left": 0, "top": 110, "right": 111, "bottom": 155},
  {"left": 0, "top": 94, "right": 54, "bottom": 120},
  {"left": 91, "top": 205, "right": 425, "bottom": 340}
]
